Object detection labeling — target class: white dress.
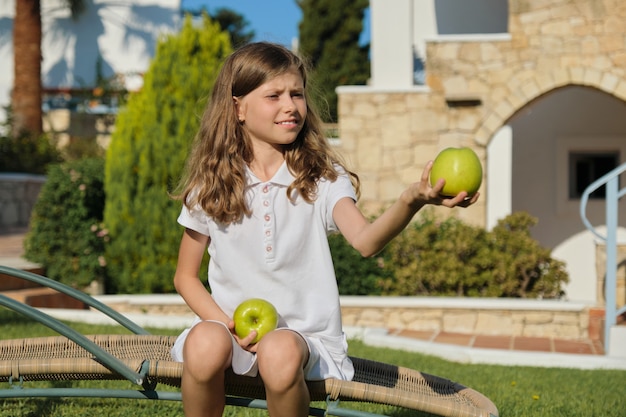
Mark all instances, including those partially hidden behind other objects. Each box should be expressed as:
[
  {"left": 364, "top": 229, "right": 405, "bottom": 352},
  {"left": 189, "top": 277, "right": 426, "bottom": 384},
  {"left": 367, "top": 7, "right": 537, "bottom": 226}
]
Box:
[{"left": 171, "top": 162, "right": 356, "bottom": 381}]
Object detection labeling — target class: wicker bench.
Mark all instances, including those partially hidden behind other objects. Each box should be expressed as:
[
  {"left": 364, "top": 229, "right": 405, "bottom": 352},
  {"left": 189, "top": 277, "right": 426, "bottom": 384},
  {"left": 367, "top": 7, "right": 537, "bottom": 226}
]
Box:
[{"left": 0, "top": 266, "right": 498, "bottom": 417}]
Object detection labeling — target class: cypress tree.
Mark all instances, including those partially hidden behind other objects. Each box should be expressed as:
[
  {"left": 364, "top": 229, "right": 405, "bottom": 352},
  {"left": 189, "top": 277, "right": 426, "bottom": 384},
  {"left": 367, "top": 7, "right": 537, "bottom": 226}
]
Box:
[
  {"left": 298, "top": 0, "right": 370, "bottom": 122},
  {"left": 103, "top": 15, "right": 231, "bottom": 293}
]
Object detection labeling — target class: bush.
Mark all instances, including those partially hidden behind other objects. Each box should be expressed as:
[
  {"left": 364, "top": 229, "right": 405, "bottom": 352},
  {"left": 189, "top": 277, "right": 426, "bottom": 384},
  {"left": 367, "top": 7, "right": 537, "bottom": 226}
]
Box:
[
  {"left": 103, "top": 15, "right": 231, "bottom": 293},
  {"left": 23, "top": 158, "right": 107, "bottom": 290},
  {"left": 487, "top": 211, "right": 569, "bottom": 298},
  {"left": 60, "top": 137, "right": 106, "bottom": 162},
  {"left": 329, "top": 233, "right": 390, "bottom": 295},
  {"left": 0, "top": 132, "right": 61, "bottom": 174},
  {"left": 381, "top": 211, "right": 568, "bottom": 298}
]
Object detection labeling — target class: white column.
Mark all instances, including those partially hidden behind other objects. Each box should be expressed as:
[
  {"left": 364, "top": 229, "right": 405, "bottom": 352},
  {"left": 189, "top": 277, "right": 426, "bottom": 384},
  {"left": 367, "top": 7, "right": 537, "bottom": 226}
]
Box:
[
  {"left": 486, "top": 125, "right": 512, "bottom": 230},
  {"left": 370, "top": 0, "right": 414, "bottom": 88}
]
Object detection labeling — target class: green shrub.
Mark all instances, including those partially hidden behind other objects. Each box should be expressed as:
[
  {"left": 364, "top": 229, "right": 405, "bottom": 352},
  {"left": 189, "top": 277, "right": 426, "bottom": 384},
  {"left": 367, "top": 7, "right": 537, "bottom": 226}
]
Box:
[
  {"left": 329, "top": 233, "right": 390, "bottom": 295},
  {"left": 60, "top": 137, "right": 106, "bottom": 161},
  {"left": 381, "top": 211, "right": 568, "bottom": 298},
  {"left": 24, "top": 158, "right": 107, "bottom": 289},
  {"left": 0, "top": 132, "right": 61, "bottom": 174},
  {"left": 487, "top": 211, "right": 569, "bottom": 298},
  {"left": 103, "top": 15, "right": 231, "bottom": 293}
]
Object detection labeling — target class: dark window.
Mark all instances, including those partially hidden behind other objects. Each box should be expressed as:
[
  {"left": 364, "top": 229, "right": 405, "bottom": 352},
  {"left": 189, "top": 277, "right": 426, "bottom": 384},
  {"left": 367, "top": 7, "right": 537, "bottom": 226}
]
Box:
[{"left": 569, "top": 152, "right": 619, "bottom": 199}]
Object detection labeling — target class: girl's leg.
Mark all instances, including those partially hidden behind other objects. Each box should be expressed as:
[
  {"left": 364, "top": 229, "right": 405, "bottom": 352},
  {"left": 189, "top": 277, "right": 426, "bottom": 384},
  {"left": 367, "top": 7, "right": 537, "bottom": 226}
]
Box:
[
  {"left": 181, "top": 321, "right": 233, "bottom": 417},
  {"left": 256, "top": 330, "right": 310, "bottom": 417}
]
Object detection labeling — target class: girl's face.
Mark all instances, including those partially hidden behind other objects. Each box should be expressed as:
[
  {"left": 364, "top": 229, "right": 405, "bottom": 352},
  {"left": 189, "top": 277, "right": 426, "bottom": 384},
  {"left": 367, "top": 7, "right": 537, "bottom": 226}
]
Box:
[{"left": 234, "top": 70, "right": 306, "bottom": 151}]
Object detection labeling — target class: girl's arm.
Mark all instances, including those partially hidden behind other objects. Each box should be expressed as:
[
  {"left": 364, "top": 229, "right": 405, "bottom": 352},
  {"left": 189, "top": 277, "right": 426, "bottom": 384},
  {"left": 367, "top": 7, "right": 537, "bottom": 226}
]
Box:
[
  {"left": 173, "top": 228, "right": 259, "bottom": 349},
  {"left": 334, "top": 160, "right": 479, "bottom": 257},
  {"left": 173, "top": 228, "right": 230, "bottom": 324}
]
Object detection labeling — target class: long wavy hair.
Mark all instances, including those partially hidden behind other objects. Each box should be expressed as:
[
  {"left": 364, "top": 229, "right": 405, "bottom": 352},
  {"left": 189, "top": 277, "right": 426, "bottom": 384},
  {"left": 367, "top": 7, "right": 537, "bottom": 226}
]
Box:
[{"left": 175, "top": 42, "right": 360, "bottom": 224}]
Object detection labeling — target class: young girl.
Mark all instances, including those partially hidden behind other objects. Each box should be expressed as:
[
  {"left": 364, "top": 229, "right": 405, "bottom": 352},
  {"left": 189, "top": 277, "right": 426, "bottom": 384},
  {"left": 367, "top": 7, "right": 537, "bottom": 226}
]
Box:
[{"left": 171, "top": 42, "right": 478, "bottom": 417}]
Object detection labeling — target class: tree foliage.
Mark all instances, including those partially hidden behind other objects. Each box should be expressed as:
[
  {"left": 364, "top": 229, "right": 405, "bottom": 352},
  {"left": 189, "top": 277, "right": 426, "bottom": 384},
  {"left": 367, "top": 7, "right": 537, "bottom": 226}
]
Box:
[
  {"left": 103, "top": 15, "right": 231, "bottom": 293},
  {"left": 181, "top": 6, "right": 255, "bottom": 48},
  {"left": 24, "top": 158, "right": 106, "bottom": 289},
  {"left": 0, "top": 130, "right": 61, "bottom": 174},
  {"left": 212, "top": 8, "right": 255, "bottom": 47},
  {"left": 298, "top": 0, "right": 370, "bottom": 122}
]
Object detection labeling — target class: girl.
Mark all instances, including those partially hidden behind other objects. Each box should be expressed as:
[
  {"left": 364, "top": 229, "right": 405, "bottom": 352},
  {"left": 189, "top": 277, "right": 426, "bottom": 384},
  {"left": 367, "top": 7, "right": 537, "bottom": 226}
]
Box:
[{"left": 171, "top": 42, "right": 478, "bottom": 417}]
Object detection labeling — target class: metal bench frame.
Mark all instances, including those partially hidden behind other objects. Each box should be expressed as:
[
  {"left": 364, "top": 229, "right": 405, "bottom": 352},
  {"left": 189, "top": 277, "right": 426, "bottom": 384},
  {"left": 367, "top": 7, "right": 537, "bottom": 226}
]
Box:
[{"left": 0, "top": 266, "right": 498, "bottom": 417}]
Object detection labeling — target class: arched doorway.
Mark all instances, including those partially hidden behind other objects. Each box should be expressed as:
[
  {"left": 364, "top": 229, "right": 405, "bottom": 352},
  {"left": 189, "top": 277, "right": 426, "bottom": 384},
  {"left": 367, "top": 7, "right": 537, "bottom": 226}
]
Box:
[{"left": 487, "top": 85, "right": 626, "bottom": 302}]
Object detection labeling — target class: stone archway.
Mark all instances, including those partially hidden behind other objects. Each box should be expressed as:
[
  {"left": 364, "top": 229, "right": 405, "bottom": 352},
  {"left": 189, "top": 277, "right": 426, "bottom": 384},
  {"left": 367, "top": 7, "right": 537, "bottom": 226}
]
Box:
[
  {"left": 477, "top": 74, "right": 626, "bottom": 302},
  {"left": 475, "top": 67, "right": 626, "bottom": 147},
  {"left": 477, "top": 66, "right": 626, "bottom": 234}
]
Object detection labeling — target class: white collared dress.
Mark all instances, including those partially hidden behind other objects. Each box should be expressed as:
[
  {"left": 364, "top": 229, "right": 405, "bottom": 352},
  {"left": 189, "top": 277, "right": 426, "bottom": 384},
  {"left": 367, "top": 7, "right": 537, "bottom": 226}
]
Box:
[{"left": 171, "top": 162, "right": 357, "bottom": 381}]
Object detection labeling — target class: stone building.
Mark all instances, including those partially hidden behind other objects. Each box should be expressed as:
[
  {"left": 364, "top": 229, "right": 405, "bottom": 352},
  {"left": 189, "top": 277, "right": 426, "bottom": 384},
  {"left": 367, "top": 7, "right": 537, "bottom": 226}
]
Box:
[{"left": 336, "top": 0, "right": 626, "bottom": 306}]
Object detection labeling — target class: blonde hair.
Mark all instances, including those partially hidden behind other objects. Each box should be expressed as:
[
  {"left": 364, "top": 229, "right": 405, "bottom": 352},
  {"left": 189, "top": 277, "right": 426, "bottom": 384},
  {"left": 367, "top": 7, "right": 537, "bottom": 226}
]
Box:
[{"left": 176, "top": 42, "right": 360, "bottom": 224}]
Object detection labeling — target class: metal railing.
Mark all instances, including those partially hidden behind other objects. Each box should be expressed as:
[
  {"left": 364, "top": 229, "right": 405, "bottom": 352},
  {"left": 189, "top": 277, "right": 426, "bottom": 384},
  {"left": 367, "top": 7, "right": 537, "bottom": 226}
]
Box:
[{"left": 580, "top": 162, "right": 626, "bottom": 354}]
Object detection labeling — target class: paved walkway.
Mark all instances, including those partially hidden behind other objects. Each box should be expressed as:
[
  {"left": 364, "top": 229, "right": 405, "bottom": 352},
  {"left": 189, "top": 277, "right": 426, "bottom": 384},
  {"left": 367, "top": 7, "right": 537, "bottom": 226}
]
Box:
[
  {"left": 0, "top": 228, "right": 40, "bottom": 270},
  {"left": 2, "top": 231, "right": 625, "bottom": 370},
  {"left": 392, "top": 328, "right": 604, "bottom": 355}
]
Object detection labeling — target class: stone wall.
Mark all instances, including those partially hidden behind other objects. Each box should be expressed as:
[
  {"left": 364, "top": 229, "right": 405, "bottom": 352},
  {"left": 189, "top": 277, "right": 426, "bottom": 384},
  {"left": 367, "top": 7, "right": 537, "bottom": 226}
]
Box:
[
  {"left": 337, "top": 0, "right": 626, "bottom": 225},
  {"left": 0, "top": 174, "right": 46, "bottom": 233},
  {"left": 100, "top": 294, "right": 595, "bottom": 341},
  {"left": 341, "top": 297, "right": 592, "bottom": 340}
]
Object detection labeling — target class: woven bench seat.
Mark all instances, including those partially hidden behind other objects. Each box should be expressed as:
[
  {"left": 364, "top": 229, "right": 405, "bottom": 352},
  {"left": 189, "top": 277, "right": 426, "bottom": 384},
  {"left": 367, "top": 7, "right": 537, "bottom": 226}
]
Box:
[{"left": 0, "top": 265, "right": 498, "bottom": 417}]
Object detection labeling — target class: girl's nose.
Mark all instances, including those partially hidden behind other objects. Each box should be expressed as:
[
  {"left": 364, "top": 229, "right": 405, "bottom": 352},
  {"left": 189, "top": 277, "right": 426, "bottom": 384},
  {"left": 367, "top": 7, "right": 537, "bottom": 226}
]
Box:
[{"left": 282, "top": 96, "right": 297, "bottom": 111}]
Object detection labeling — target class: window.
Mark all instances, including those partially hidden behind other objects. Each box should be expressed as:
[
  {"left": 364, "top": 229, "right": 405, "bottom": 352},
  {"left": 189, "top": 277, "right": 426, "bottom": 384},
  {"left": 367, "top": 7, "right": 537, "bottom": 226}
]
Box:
[{"left": 568, "top": 152, "right": 619, "bottom": 199}]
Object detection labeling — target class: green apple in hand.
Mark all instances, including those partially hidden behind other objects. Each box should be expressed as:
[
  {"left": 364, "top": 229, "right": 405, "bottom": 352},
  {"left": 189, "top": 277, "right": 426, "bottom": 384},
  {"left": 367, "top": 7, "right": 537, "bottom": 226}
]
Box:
[
  {"left": 233, "top": 298, "right": 279, "bottom": 344},
  {"left": 429, "top": 147, "right": 483, "bottom": 197}
]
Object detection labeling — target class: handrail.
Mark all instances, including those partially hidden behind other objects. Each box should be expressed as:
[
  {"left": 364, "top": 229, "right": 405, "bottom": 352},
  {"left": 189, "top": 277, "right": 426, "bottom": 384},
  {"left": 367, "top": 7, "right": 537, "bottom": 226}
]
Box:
[
  {"left": 0, "top": 265, "right": 150, "bottom": 335},
  {"left": 580, "top": 164, "right": 626, "bottom": 240},
  {"left": 580, "top": 162, "right": 626, "bottom": 355}
]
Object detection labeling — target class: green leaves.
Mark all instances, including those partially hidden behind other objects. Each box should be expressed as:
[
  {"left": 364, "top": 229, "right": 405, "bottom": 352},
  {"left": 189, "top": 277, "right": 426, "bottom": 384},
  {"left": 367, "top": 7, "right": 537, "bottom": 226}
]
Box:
[
  {"left": 24, "top": 158, "right": 107, "bottom": 289},
  {"left": 381, "top": 211, "right": 568, "bottom": 298},
  {"left": 298, "top": 0, "right": 370, "bottom": 122},
  {"left": 329, "top": 210, "right": 567, "bottom": 298},
  {"left": 103, "top": 15, "right": 232, "bottom": 293}
]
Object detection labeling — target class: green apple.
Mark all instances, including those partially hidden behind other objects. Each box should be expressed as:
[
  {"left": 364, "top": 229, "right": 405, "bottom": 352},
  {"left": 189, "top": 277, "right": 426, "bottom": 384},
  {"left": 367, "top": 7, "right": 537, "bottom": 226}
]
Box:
[
  {"left": 429, "top": 147, "right": 483, "bottom": 197},
  {"left": 233, "top": 298, "right": 279, "bottom": 344}
]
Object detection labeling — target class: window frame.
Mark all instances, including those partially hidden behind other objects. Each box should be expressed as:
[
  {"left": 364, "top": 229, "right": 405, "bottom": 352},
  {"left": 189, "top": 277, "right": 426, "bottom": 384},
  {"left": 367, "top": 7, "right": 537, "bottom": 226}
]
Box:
[{"left": 556, "top": 136, "right": 626, "bottom": 215}]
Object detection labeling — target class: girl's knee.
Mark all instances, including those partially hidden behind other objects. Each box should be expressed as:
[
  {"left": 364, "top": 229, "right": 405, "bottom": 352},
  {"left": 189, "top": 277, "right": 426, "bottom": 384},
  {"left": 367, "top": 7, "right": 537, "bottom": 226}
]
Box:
[
  {"left": 183, "top": 322, "right": 232, "bottom": 377},
  {"left": 257, "top": 331, "right": 308, "bottom": 384}
]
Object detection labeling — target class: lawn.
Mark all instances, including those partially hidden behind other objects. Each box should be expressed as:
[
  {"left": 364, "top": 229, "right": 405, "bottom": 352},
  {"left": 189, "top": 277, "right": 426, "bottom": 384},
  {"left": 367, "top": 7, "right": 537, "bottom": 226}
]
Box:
[{"left": 0, "top": 308, "right": 624, "bottom": 416}]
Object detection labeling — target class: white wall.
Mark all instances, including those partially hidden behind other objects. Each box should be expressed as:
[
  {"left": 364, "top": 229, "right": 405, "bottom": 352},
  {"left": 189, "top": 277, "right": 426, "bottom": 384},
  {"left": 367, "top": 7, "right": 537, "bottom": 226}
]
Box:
[
  {"left": 370, "top": 0, "right": 414, "bottom": 89},
  {"left": 554, "top": 227, "right": 626, "bottom": 303},
  {"left": 509, "top": 86, "right": 626, "bottom": 302},
  {"left": 370, "top": 0, "right": 508, "bottom": 88},
  {"left": 0, "top": 5, "right": 14, "bottom": 128},
  {"left": 0, "top": 0, "right": 181, "bottom": 126}
]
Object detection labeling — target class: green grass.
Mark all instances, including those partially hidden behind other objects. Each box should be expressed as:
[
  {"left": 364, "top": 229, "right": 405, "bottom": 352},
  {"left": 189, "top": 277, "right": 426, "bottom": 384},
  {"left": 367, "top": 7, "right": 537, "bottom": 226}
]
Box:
[{"left": 0, "top": 308, "right": 625, "bottom": 416}]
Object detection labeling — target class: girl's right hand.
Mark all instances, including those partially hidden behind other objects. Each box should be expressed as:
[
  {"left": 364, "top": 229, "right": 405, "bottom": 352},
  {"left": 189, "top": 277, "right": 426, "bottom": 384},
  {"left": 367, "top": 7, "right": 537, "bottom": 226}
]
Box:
[
  {"left": 404, "top": 160, "right": 479, "bottom": 208},
  {"left": 228, "top": 320, "right": 259, "bottom": 352}
]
